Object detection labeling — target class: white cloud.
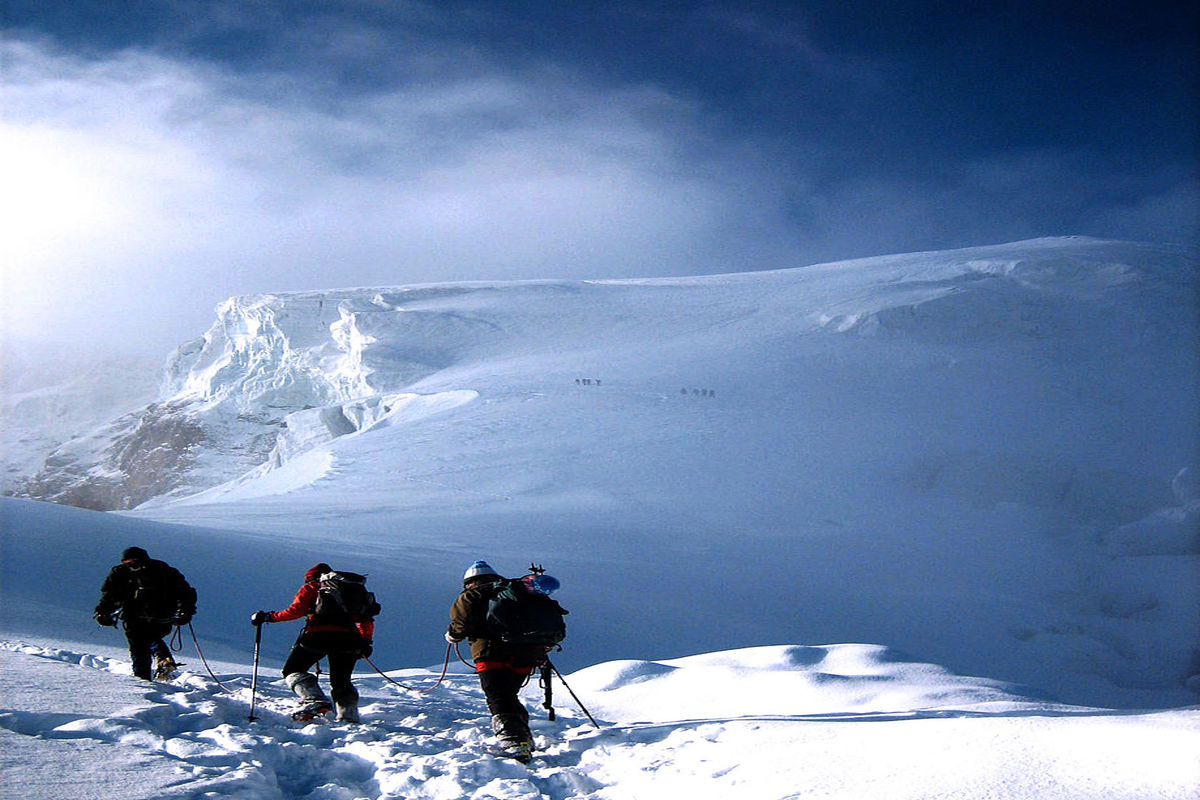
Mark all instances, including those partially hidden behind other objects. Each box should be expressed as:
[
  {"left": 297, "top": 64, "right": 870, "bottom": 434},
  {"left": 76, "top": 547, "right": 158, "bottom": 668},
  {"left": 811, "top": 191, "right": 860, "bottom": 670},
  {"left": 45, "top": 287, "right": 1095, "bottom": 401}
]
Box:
[
  {"left": 2, "top": 33, "right": 1190, "bottom": 356},
  {"left": 0, "top": 37, "right": 803, "bottom": 352}
]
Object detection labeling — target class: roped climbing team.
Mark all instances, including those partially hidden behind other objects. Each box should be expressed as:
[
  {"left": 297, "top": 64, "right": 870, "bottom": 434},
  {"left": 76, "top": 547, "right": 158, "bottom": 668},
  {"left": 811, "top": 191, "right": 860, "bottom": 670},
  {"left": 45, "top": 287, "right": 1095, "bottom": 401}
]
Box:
[{"left": 95, "top": 549, "right": 565, "bottom": 758}]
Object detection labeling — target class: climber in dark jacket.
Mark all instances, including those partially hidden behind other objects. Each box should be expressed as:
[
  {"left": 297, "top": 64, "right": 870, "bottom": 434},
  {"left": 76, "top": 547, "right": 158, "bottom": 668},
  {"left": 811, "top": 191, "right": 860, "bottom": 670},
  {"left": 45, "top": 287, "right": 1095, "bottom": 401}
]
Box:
[{"left": 94, "top": 546, "right": 196, "bottom": 681}]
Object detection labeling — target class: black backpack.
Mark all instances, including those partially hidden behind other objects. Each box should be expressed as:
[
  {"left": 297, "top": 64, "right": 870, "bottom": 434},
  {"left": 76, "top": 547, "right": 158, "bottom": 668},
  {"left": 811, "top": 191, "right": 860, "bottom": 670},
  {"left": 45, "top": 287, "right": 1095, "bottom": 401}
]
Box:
[
  {"left": 312, "top": 571, "right": 381, "bottom": 625},
  {"left": 126, "top": 560, "right": 186, "bottom": 623},
  {"left": 484, "top": 579, "right": 566, "bottom": 647}
]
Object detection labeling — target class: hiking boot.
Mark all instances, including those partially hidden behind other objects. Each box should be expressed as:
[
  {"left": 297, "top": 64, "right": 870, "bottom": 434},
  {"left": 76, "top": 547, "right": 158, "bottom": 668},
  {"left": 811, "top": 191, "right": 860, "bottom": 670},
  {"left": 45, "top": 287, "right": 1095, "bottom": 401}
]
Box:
[
  {"left": 285, "top": 672, "right": 330, "bottom": 702},
  {"left": 334, "top": 702, "right": 360, "bottom": 723},
  {"left": 490, "top": 712, "right": 530, "bottom": 742},
  {"left": 291, "top": 700, "right": 333, "bottom": 722},
  {"left": 499, "top": 738, "right": 533, "bottom": 764},
  {"left": 154, "top": 655, "right": 179, "bottom": 681}
]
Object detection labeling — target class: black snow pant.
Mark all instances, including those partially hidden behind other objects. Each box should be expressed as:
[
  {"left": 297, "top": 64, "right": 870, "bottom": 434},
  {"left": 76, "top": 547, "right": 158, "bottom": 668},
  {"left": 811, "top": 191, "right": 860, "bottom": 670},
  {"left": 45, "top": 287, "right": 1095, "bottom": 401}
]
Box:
[
  {"left": 123, "top": 618, "right": 172, "bottom": 680},
  {"left": 281, "top": 629, "right": 363, "bottom": 709},
  {"left": 479, "top": 668, "right": 532, "bottom": 744}
]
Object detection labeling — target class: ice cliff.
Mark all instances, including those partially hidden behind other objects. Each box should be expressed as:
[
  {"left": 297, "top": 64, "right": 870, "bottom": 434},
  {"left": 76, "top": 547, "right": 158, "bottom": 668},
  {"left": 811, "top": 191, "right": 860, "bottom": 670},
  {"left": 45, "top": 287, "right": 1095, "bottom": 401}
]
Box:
[{"left": 10, "top": 237, "right": 1198, "bottom": 521}]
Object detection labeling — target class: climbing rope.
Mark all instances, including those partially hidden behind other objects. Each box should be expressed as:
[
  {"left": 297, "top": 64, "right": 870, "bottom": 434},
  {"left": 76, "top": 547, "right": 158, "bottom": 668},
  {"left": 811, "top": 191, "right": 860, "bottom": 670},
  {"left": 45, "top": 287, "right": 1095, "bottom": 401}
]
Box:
[
  {"left": 187, "top": 623, "right": 235, "bottom": 693},
  {"left": 363, "top": 642, "right": 453, "bottom": 694},
  {"left": 167, "top": 623, "right": 185, "bottom": 653},
  {"left": 454, "top": 641, "right": 475, "bottom": 669}
]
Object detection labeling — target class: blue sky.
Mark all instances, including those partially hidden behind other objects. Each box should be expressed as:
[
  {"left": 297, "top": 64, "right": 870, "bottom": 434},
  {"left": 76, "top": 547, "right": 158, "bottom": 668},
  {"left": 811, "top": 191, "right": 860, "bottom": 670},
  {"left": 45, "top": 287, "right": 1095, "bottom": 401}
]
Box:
[{"left": 2, "top": 1, "right": 1197, "bottom": 352}]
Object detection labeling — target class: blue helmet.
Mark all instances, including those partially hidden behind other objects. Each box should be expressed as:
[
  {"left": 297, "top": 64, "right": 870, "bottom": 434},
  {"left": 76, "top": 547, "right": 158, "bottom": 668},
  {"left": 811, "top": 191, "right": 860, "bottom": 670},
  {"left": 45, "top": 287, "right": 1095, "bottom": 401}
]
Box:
[{"left": 522, "top": 574, "right": 560, "bottom": 596}]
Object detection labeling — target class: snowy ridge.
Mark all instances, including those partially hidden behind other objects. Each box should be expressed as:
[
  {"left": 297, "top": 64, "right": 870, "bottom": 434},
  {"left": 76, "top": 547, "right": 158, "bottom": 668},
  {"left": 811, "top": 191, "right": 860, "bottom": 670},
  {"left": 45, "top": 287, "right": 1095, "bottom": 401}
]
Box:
[
  {"left": 164, "top": 292, "right": 369, "bottom": 409},
  {"left": 0, "top": 342, "right": 161, "bottom": 494},
  {"left": 15, "top": 288, "right": 495, "bottom": 507},
  {"left": 11, "top": 237, "right": 1195, "bottom": 512}
]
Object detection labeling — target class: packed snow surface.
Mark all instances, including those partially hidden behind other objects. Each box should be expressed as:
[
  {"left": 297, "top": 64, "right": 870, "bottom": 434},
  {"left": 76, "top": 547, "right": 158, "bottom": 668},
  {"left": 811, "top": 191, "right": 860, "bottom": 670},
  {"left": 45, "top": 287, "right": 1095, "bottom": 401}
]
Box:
[
  {"left": 2, "top": 237, "right": 1198, "bottom": 798},
  {"left": 2, "top": 634, "right": 1197, "bottom": 800},
  {"left": 2, "top": 493, "right": 1197, "bottom": 798}
]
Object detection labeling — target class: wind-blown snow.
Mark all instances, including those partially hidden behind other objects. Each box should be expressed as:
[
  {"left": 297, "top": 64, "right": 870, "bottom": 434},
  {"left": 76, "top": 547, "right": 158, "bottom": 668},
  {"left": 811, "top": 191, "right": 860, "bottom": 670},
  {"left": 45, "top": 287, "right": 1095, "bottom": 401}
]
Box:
[{"left": 1, "top": 237, "right": 1198, "bottom": 798}]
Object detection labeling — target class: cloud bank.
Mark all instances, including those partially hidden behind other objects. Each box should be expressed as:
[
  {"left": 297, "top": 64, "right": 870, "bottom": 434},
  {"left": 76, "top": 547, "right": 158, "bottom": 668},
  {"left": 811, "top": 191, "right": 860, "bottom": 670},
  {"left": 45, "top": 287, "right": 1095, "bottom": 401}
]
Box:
[
  {"left": 1, "top": 30, "right": 1194, "bottom": 354},
  {"left": 2, "top": 37, "right": 807, "bottom": 350}
]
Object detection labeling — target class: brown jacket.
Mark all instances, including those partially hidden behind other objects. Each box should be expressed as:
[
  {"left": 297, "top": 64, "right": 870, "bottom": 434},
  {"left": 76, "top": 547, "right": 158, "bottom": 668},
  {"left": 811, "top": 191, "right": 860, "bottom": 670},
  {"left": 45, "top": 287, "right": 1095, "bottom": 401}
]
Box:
[{"left": 448, "top": 577, "right": 557, "bottom": 669}]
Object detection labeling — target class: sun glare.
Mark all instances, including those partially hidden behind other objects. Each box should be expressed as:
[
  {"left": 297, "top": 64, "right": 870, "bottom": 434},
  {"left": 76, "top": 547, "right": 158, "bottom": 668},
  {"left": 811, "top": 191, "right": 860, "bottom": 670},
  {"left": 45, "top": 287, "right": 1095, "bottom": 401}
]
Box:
[{"left": 0, "top": 126, "right": 120, "bottom": 271}]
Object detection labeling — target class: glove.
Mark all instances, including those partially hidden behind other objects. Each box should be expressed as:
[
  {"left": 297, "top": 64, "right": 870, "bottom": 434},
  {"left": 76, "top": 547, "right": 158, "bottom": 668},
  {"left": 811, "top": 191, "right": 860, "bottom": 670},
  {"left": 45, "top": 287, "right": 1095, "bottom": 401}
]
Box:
[
  {"left": 174, "top": 611, "right": 194, "bottom": 625},
  {"left": 445, "top": 631, "right": 463, "bottom": 645},
  {"left": 250, "top": 611, "right": 270, "bottom": 626},
  {"left": 359, "top": 641, "right": 373, "bottom": 659},
  {"left": 95, "top": 612, "right": 117, "bottom": 628}
]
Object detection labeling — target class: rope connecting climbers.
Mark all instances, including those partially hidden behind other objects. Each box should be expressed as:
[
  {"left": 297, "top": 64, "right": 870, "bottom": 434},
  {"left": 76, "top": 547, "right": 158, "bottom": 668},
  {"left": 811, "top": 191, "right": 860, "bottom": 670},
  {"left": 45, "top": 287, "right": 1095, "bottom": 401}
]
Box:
[
  {"left": 363, "top": 642, "right": 453, "bottom": 694},
  {"left": 454, "top": 641, "right": 474, "bottom": 670},
  {"left": 187, "top": 623, "right": 234, "bottom": 693},
  {"left": 168, "top": 623, "right": 185, "bottom": 653},
  {"left": 192, "top": 619, "right": 596, "bottom": 727}
]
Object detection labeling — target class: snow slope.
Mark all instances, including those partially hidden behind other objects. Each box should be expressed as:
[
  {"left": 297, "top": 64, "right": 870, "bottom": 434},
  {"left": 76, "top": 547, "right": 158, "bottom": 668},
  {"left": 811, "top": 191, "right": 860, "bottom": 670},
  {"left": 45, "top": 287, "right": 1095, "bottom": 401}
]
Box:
[
  {"left": 0, "top": 341, "right": 161, "bottom": 494},
  {"left": 2, "top": 236, "right": 1199, "bottom": 798},
  {"left": 5, "top": 238, "right": 1199, "bottom": 711},
  {"left": 4, "top": 630, "right": 1199, "bottom": 799}
]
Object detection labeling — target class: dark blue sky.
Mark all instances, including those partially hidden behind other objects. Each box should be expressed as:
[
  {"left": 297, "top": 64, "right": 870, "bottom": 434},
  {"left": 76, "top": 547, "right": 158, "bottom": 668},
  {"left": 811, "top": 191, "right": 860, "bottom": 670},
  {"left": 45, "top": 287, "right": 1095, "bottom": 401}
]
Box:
[{"left": 3, "top": 1, "right": 1197, "bottom": 349}]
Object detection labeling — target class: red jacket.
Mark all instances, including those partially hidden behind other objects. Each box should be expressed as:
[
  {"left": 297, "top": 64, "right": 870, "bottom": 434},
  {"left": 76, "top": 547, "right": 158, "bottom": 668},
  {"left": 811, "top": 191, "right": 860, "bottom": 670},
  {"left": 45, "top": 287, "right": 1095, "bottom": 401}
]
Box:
[{"left": 268, "top": 581, "right": 375, "bottom": 640}]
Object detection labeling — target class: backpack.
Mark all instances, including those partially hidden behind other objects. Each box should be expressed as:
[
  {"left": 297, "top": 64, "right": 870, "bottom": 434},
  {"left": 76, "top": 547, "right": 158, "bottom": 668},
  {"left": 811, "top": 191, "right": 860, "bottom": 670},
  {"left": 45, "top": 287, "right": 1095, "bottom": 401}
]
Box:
[
  {"left": 484, "top": 579, "right": 566, "bottom": 647},
  {"left": 126, "top": 560, "right": 184, "bottom": 622},
  {"left": 312, "top": 571, "right": 381, "bottom": 625}
]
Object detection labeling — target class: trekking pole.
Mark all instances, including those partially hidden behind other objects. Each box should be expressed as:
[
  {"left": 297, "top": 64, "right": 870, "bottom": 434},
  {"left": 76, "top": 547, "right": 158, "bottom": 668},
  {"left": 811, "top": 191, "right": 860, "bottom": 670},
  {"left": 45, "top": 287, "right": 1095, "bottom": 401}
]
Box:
[
  {"left": 248, "top": 622, "right": 263, "bottom": 722},
  {"left": 539, "top": 662, "right": 555, "bottom": 721},
  {"left": 546, "top": 658, "right": 599, "bottom": 729}
]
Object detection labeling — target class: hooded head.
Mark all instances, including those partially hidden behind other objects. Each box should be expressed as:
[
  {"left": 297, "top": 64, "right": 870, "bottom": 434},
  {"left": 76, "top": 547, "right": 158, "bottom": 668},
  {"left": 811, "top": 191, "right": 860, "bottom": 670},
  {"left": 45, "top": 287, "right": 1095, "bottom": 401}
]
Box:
[
  {"left": 121, "top": 546, "right": 149, "bottom": 563},
  {"left": 305, "top": 563, "right": 332, "bottom": 583}
]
